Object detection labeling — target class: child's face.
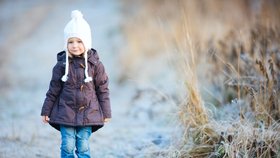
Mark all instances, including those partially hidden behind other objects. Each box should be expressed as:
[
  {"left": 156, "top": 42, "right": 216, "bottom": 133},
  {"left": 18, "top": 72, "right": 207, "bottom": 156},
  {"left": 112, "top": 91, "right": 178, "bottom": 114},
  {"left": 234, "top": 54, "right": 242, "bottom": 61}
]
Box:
[{"left": 67, "top": 37, "right": 85, "bottom": 56}]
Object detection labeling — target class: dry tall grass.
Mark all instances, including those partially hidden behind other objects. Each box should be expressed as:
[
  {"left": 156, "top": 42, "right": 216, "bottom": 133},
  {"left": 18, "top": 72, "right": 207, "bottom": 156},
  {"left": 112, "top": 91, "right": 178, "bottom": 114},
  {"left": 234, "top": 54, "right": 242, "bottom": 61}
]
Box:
[
  {"left": 174, "top": 26, "right": 280, "bottom": 158},
  {"left": 120, "top": 0, "right": 280, "bottom": 157},
  {"left": 173, "top": 11, "right": 280, "bottom": 158}
]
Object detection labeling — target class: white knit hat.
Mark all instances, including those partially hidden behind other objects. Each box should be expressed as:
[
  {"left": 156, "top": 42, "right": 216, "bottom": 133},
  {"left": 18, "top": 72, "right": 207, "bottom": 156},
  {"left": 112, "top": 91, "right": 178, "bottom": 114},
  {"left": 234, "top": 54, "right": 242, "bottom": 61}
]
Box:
[{"left": 61, "top": 10, "right": 92, "bottom": 82}]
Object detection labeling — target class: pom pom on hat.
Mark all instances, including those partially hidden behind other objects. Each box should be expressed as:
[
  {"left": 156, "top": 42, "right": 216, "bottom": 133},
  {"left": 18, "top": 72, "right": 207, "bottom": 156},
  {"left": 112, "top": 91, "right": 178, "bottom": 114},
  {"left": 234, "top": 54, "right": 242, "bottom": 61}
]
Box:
[
  {"left": 62, "top": 10, "right": 93, "bottom": 83},
  {"left": 71, "top": 10, "right": 83, "bottom": 19}
]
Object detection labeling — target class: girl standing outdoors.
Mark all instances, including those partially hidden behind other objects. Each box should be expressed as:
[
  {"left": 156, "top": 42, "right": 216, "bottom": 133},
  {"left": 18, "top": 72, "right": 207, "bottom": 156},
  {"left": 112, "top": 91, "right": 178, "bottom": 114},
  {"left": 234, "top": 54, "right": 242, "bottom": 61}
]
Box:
[{"left": 41, "top": 10, "right": 111, "bottom": 158}]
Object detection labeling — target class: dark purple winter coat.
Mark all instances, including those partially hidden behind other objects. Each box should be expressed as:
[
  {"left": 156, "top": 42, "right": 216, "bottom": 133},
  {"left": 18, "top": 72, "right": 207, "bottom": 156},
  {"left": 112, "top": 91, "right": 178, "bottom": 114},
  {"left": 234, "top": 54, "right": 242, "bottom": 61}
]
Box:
[{"left": 41, "top": 49, "right": 111, "bottom": 132}]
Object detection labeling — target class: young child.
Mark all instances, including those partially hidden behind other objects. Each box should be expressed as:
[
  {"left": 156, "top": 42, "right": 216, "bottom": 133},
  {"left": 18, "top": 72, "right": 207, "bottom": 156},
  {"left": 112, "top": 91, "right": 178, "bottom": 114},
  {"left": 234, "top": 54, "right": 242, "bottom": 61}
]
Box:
[{"left": 41, "top": 10, "right": 111, "bottom": 158}]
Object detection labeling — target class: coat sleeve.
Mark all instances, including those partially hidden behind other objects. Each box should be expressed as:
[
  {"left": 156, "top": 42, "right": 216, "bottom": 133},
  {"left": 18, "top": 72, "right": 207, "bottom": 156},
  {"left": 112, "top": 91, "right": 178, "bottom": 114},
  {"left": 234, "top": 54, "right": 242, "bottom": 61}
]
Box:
[
  {"left": 94, "top": 61, "right": 111, "bottom": 118},
  {"left": 41, "top": 63, "right": 64, "bottom": 116}
]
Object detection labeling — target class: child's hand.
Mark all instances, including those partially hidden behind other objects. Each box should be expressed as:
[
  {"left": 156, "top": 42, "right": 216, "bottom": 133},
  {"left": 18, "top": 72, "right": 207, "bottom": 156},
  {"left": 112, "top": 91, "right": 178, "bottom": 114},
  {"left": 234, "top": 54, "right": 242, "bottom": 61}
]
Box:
[
  {"left": 42, "top": 116, "right": 50, "bottom": 123},
  {"left": 104, "top": 118, "right": 111, "bottom": 123}
]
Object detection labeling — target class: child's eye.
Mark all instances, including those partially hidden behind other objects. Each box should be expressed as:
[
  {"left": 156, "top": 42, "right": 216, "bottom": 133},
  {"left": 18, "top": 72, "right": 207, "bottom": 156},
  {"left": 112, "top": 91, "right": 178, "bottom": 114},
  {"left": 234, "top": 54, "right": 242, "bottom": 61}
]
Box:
[
  {"left": 77, "top": 40, "right": 83, "bottom": 43},
  {"left": 68, "top": 41, "right": 73, "bottom": 44}
]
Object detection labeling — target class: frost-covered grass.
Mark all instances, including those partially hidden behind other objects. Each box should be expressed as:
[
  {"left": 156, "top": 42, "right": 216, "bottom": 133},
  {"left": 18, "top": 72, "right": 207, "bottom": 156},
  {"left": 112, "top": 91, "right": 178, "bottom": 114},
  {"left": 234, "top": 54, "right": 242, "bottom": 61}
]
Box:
[
  {"left": 1, "top": 0, "right": 280, "bottom": 157},
  {"left": 172, "top": 24, "right": 280, "bottom": 157},
  {"left": 120, "top": 1, "right": 280, "bottom": 157},
  {"left": 119, "top": 1, "right": 280, "bottom": 157}
]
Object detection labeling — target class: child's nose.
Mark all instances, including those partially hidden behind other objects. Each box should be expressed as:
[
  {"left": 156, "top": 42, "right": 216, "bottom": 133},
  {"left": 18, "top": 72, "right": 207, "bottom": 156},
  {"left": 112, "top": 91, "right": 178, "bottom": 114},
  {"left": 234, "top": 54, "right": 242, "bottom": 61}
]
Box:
[{"left": 73, "top": 42, "right": 78, "bottom": 47}]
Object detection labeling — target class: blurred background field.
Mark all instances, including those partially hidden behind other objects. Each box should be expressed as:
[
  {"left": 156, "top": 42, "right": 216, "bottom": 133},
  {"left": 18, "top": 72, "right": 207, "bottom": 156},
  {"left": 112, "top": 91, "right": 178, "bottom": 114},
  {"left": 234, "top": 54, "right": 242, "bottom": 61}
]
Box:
[{"left": 0, "top": 0, "right": 279, "bottom": 157}]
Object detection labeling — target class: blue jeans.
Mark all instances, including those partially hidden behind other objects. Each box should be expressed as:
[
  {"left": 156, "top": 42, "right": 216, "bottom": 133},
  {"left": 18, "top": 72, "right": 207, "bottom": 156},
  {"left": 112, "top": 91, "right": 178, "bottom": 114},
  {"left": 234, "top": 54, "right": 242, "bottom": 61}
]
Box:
[{"left": 60, "top": 125, "right": 92, "bottom": 158}]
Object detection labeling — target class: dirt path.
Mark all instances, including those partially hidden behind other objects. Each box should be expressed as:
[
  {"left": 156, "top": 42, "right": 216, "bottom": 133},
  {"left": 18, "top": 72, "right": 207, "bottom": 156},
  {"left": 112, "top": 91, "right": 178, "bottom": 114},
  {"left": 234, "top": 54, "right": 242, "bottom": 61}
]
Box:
[{"left": 0, "top": 1, "right": 173, "bottom": 157}]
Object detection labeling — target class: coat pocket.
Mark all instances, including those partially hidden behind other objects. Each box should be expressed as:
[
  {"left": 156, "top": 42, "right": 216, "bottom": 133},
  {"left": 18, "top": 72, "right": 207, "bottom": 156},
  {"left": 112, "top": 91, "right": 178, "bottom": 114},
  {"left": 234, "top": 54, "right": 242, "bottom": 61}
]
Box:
[
  {"left": 85, "top": 100, "right": 104, "bottom": 123},
  {"left": 57, "top": 99, "right": 75, "bottom": 123}
]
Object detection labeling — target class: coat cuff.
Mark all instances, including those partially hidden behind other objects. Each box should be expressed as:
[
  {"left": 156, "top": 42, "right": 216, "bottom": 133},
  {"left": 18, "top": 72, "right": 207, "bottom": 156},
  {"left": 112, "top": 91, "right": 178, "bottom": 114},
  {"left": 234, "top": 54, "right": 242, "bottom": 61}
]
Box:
[{"left": 103, "top": 113, "right": 111, "bottom": 119}]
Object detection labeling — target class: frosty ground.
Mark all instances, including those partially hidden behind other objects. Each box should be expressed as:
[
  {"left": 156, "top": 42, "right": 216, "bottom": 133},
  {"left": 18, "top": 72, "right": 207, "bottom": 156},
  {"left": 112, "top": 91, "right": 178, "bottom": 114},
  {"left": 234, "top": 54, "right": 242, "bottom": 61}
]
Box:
[{"left": 0, "top": 1, "right": 176, "bottom": 157}]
